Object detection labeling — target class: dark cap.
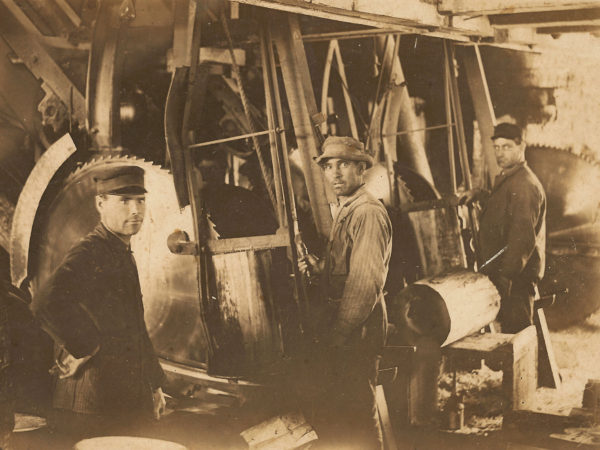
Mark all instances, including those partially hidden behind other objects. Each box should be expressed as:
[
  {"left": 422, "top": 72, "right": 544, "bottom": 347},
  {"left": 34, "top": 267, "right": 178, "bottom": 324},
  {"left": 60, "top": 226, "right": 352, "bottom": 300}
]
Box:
[
  {"left": 314, "top": 136, "right": 374, "bottom": 168},
  {"left": 94, "top": 165, "right": 146, "bottom": 195},
  {"left": 491, "top": 122, "right": 523, "bottom": 142}
]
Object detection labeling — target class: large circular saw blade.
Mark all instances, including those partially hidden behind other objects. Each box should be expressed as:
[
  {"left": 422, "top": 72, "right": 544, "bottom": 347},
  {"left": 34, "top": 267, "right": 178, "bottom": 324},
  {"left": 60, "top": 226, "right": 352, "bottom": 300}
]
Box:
[
  {"left": 526, "top": 146, "right": 600, "bottom": 328},
  {"left": 30, "top": 156, "right": 208, "bottom": 367}
]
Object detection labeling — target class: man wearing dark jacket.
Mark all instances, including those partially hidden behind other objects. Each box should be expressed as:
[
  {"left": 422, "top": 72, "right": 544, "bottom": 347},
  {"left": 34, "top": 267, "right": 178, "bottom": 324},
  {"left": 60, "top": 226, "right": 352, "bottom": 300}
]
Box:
[
  {"left": 464, "top": 123, "right": 546, "bottom": 333},
  {"left": 300, "top": 136, "right": 392, "bottom": 450},
  {"left": 33, "top": 165, "right": 166, "bottom": 434}
]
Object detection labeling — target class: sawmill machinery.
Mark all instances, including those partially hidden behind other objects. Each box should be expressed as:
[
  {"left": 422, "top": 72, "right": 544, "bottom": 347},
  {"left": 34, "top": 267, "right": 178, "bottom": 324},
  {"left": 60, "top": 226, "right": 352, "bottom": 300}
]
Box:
[{"left": 1, "top": 0, "right": 600, "bottom": 419}]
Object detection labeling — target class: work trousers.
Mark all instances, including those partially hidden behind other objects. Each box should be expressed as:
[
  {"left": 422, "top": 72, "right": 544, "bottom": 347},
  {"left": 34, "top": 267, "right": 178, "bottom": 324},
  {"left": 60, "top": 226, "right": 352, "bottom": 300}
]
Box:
[
  {"left": 309, "top": 348, "right": 382, "bottom": 450},
  {"left": 499, "top": 279, "right": 536, "bottom": 334}
]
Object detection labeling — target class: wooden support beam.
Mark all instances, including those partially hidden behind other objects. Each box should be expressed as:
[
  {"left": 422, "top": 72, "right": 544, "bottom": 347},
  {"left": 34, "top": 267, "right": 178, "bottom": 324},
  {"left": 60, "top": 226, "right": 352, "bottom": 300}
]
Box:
[
  {"left": 376, "top": 386, "right": 398, "bottom": 450},
  {"left": 0, "top": 0, "right": 86, "bottom": 125},
  {"left": 54, "top": 0, "right": 82, "bottom": 27},
  {"left": 489, "top": 7, "right": 600, "bottom": 28},
  {"left": 234, "top": 0, "right": 491, "bottom": 40},
  {"left": 458, "top": 44, "right": 500, "bottom": 185},
  {"left": 271, "top": 13, "right": 333, "bottom": 238},
  {"left": 537, "top": 24, "right": 600, "bottom": 33},
  {"left": 439, "top": 0, "right": 600, "bottom": 16}
]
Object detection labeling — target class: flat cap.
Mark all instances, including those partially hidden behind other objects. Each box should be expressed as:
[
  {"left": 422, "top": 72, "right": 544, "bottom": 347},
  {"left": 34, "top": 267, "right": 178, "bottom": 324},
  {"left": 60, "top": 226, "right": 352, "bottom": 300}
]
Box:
[
  {"left": 94, "top": 165, "right": 146, "bottom": 195},
  {"left": 314, "top": 136, "right": 373, "bottom": 168},
  {"left": 491, "top": 122, "right": 523, "bottom": 142}
]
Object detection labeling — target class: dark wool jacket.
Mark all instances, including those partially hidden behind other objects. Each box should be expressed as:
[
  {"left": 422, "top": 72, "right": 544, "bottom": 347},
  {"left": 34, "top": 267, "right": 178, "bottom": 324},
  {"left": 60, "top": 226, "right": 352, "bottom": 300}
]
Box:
[
  {"left": 33, "top": 224, "right": 165, "bottom": 416},
  {"left": 320, "top": 185, "right": 392, "bottom": 350},
  {"left": 478, "top": 162, "right": 546, "bottom": 284}
]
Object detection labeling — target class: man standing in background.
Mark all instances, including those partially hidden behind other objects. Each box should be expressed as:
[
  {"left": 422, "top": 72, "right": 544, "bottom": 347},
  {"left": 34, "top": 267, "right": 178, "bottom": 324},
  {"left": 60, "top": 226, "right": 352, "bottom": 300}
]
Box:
[{"left": 463, "top": 122, "right": 546, "bottom": 333}]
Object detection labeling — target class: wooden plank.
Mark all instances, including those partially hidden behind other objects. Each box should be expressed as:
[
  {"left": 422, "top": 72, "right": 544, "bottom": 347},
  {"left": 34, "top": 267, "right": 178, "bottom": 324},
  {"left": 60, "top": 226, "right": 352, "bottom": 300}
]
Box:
[
  {"left": 439, "top": 0, "right": 600, "bottom": 15},
  {"left": 1, "top": 0, "right": 42, "bottom": 34},
  {"left": 537, "top": 24, "right": 600, "bottom": 33},
  {"left": 210, "top": 249, "right": 284, "bottom": 375},
  {"left": 171, "top": 0, "right": 193, "bottom": 69},
  {"left": 458, "top": 45, "right": 500, "bottom": 185},
  {"left": 501, "top": 326, "right": 537, "bottom": 411},
  {"left": 206, "top": 229, "right": 289, "bottom": 254},
  {"left": 235, "top": 0, "right": 487, "bottom": 41},
  {"left": 489, "top": 7, "right": 600, "bottom": 28},
  {"left": 445, "top": 332, "right": 513, "bottom": 354},
  {"left": 376, "top": 386, "right": 398, "bottom": 450},
  {"left": 534, "top": 308, "right": 562, "bottom": 389}
]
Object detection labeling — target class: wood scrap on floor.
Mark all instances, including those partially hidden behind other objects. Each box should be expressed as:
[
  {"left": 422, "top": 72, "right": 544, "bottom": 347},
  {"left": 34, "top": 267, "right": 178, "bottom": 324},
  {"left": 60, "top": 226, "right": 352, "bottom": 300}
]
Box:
[{"left": 240, "top": 412, "right": 318, "bottom": 450}]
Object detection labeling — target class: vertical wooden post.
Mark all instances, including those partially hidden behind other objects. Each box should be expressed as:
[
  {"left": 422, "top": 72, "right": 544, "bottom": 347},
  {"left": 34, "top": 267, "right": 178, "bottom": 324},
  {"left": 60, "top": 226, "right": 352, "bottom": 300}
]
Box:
[
  {"left": 443, "top": 41, "right": 457, "bottom": 194},
  {"left": 458, "top": 44, "right": 500, "bottom": 186},
  {"left": 271, "top": 13, "right": 332, "bottom": 238},
  {"left": 500, "top": 326, "right": 538, "bottom": 411}
]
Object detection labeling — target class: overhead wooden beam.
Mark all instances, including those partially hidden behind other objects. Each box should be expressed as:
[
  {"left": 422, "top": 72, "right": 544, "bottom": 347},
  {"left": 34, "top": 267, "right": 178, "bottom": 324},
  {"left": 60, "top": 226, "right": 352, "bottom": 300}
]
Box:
[
  {"left": 233, "top": 0, "right": 493, "bottom": 40},
  {"left": 439, "top": 0, "right": 600, "bottom": 16},
  {"left": 458, "top": 45, "right": 499, "bottom": 185},
  {"left": 489, "top": 7, "right": 600, "bottom": 28},
  {"left": 537, "top": 24, "right": 600, "bottom": 33}
]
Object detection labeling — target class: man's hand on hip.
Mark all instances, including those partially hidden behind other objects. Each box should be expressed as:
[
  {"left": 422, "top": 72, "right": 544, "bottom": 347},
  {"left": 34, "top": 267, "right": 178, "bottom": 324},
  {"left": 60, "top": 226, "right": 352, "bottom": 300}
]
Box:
[
  {"left": 153, "top": 387, "right": 167, "bottom": 420},
  {"left": 50, "top": 345, "right": 99, "bottom": 379}
]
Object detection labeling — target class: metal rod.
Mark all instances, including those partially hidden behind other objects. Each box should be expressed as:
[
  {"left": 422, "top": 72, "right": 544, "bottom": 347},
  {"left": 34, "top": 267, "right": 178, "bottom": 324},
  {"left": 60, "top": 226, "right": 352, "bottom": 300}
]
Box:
[
  {"left": 333, "top": 40, "right": 359, "bottom": 139},
  {"left": 188, "top": 129, "right": 279, "bottom": 148},
  {"left": 260, "top": 27, "right": 285, "bottom": 226},
  {"left": 443, "top": 41, "right": 457, "bottom": 194},
  {"left": 381, "top": 122, "right": 455, "bottom": 138},
  {"left": 302, "top": 28, "right": 407, "bottom": 42}
]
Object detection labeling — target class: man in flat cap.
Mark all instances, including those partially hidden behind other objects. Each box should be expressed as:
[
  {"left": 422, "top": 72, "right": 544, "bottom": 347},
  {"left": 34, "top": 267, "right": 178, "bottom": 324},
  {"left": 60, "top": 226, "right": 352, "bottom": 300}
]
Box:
[
  {"left": 33, "top": 165, "right": 166, "bottom": 437},
  {"left": 299, "top": 136, "right": 392, "bottom": 449},
  {"left": 462, "top": 122, "right": 546, "bottom": 333}
]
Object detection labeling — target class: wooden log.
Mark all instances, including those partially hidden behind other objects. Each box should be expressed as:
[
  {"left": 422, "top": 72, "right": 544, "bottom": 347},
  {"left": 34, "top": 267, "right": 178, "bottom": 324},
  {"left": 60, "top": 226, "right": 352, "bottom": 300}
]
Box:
[
  {"left": 240, "top": 412, "right": 318, "bottom": 449},
  {"left": 388, "top": 270, "right": 500, "bottom": 347}
]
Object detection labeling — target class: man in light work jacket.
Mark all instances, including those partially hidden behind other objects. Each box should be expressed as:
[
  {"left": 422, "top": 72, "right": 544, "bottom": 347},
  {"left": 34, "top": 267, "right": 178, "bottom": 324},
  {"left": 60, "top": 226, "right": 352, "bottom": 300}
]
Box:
[
  {"left": 464, "top": 122, "right": 546, "bottom": 333},
  {"left": 33, "top": 165, "right": 166, "bottom": 435},
  {"left": 300, "top": 136, "right": 392, "bottom": 450}
]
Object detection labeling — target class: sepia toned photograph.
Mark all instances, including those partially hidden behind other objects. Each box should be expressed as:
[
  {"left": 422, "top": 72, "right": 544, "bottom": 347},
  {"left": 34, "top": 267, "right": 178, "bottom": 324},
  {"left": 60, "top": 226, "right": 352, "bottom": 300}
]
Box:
[{"left": 1, "top": 0, "right": 600, "bottom": 449}]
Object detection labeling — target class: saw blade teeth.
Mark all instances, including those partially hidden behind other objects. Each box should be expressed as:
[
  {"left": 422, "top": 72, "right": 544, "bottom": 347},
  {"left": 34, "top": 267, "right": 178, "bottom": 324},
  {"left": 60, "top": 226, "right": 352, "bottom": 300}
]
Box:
[
  {"left": 65, "top": 155, "right": 170, "bottom": 185},
  {"left": 527, "top": 144, "right": 599, "bottom": 167}
]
